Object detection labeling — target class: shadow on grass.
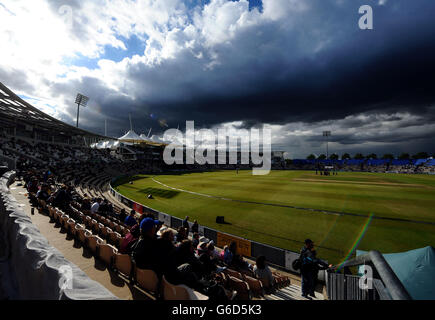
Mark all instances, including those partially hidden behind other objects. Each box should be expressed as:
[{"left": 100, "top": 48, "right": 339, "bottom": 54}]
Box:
[{"left": 137, "top": 187, "right": 179, "bottom": 199}]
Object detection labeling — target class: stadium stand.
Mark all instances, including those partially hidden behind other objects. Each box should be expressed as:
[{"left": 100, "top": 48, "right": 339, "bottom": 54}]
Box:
[{"left": 1, "top": 81, "right": 422, "bottom": 300}]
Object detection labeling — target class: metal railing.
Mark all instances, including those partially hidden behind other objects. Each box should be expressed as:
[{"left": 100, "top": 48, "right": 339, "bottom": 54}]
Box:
[{"left": 326, "top": 250, "right": 412, "bottom": 300}]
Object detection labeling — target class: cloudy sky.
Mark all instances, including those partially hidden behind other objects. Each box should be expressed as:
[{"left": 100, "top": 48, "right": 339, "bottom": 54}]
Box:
[{"left": 1, "top": 0, "right": 435, "bottom": 158}]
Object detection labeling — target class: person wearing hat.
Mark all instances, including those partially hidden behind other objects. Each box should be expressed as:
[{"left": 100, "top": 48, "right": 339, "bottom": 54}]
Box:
[{"left": 132, "top": 217, "right": 160, "bottom": 270}]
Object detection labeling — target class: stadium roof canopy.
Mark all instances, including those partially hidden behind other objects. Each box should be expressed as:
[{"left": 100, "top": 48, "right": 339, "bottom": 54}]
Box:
[
  {"left": 118, "top": 130, "right": 145, "bottom": 142},
  {"left": 0, "top": 82, "right": 111, "bottom": 141}
]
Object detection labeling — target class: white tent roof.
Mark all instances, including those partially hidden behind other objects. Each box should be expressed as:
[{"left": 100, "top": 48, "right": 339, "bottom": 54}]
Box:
[{"left": 118, "top": 130, "right": 145, "bottom": 142}]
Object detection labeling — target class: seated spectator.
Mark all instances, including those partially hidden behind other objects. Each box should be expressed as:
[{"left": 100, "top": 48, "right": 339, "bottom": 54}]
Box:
[
  {"left": 81, "top": 197, "right": 91, "bottom": 211},
  {"left": 175, "top": 226, "right": 187, "bottom": 243},
  {"left": 36, "top": 184, "right": 50, "bottom": 201},
  {"left": 53, "top": 184, "right": 72, "bottom": 210},
  {"left": 206, "top": 242, "right": 219, "bottom": 260},
  {"left": 223, "top": 242, "right": 236, "bottom": 265},
  {"left": 155, "top": 220, "right": 164, "bottom": 235},
  {"left": 99, "top": 199, "right": 108, "bottom": 216},
  {"left": 197, "top": 241, "right": 208, "bottom": 256},
  {"left": 91, "top": 198, "right": 101, "bottom": 214},
  {"left": 119, "top": 224, "right": 140, "bottom": 255},
  {"left": 132, "top": 218, "right": 159, "bottom": 270},
  {"left": 124, "top": 209, "right": 138, "bottom": 227},
  {"left": 132, "top": 218, "right": 179, "bottom": 281},
  {"left": 175, "top": 240, "right": 207, "bottom": 278},
  {"left": 253, "top": 255, "right": 275, "bottom": 293},
  {"left": 118, "top": 208, "right": 127, "bottom": 222},
  {"left": 192, "top": 232, "right": 200, "bottom": 249},
  {"left": 224, "top": 241, "right": 250, "bottom": 271}
]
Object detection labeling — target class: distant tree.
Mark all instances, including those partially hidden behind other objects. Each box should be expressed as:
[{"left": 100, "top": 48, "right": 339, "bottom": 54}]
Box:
[
  {"left": 306, "top": 154, "right": 316, "bottom": 160},
  {"left": 354, "top": 153, "right": 364, "bottom": 160},
  {"left": 382, "top": 154, "right": 394, "bottom": 160},
  {"left": 398, "top": 153, "right": 410, "bottom": 160},
  {"left": 341, "top": 153, "right": 351, "bottom": 160},
  {"left": 412, "top": 152, "right": 429, "bottom": 159},
  {"left": 329, "top": 154, "right": 339, "bottom": 160},
  {"left": 366, "top": 153, "right": 377, "bottom": 159},
  {"left": 318, "top": 154, "right": 327, "bottom": 160}
]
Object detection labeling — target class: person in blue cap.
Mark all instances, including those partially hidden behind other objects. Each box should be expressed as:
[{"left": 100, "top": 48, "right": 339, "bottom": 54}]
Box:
[{"left": 132, "top": 217, "right": 160, "bottom": 270}]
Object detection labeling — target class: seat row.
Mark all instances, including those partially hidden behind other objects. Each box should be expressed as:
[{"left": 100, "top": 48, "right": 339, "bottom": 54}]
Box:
[{"left": 46, "top": 205, "right": 207, "bottom": 300}]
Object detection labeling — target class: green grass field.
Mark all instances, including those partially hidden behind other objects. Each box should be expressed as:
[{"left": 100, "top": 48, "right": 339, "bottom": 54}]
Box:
[{"left": 114, "top": 170, "right": 435, "bottom": 264}]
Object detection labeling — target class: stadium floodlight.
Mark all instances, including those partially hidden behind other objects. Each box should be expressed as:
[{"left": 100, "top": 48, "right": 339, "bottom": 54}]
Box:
[
  {"left": 323, "top": 131, "right": 332, "bottom": 158},
  {"left": 75, "top": 93, "right": 89, "bottom": 128}
]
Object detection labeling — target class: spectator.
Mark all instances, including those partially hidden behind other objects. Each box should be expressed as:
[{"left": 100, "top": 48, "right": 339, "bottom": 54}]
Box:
[
  {"left": 191, "top": 220, "right": 199, "bottom": 234},
  {"left": 206, "top": 242, "right": 219, "bottom": 260},
  {"left": 197, "top": 241, "right": 208, "bottom": 256},
  {"left": 175, "top": 226, "right": 187, "bottom": 243},
  {"left": 192, "top": 232, "right": 200, "bottom": 249},
  {"left": 299, "top": 239, "right": 329, "bottom": 299},
  {"left": 182, "top": 216, "right": 190, "bottom": 233},
  {"left": 175, "top": 240, "right": 207, "bottom": 278},
  {"left": 91, "top": 198, "right": 101, "bottom": 214},
  {"left": 253, "top": 256, "right": 275, "bottom": 293},
  {"left": 53, "top": 184, "right": 72, "bottom": 210},
  {"left": 223, "top": 241, "right": 236, "bottom": 265},
  {"left": 119, "top": 224, "right": 140, "bottom": 255},
  {"left": 132, "top": 218, "right": 159, "bottom": 270},
  {"left": 36, "top": 184, "right": 50, "bottom": 201},
  {"left": 99, "top": 199, "right": 108, "bottom": 216},
  {"left": 124, "top": 209, "right": 138, "bottom": 227},
  {"left": 81, "top": 197, "right": 91, "bottom": 211},
  {"left": 119, "top": 208, "right": 127, "bottom": 222}
]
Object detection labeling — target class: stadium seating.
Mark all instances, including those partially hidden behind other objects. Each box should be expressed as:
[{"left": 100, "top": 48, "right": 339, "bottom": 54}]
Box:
[{"left": 161, "top": 276, "right": 209, "bottom": 300}]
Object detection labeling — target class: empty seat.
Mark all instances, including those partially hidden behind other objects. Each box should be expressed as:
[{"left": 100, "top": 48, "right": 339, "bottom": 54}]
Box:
[
  {"left": 162, "top": 276, "right": 208, "bottom": 300},
  {"left": 100, "top": 226, "right": 112, "bottom": 240},
  {"left": 75, "top": 224, "right": 87, "bottom": 244},
  {"left": 97, "top": 240, "right": 118, "bottom": 267},
  {"left": 227, "top": 275, "right": 251, "bottom": 300},
  {"left": 108, "top": 232, "right": 122, "bottom": 247},
  {"left": 61, "top": 215, "right": 69, "bottom": 229},
  {"left": 113, "top": 253, "right": 133, "bottom": 278},
  {"left": 244, "top": 275, "right": 264, "bottom": 297},
  {"left": 66, "top": 218, "right": 76, "bottom": 235},
  {"left": 225, "top": 268, "right": 243, "bottom": 280},
  {"left": 86, "top": 233, "right": 102, "bottom": 254},
  {"left": 135, "top": 267, "right": 159, "bottom": 295}
]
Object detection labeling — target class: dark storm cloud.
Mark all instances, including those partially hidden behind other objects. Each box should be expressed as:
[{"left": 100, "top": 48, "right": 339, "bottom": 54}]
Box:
[
  {"left": 73, "top": 0, "right": 435, "bottom": 136},
  {"left": 4, "top": 0, "right": 435, "bottom": 152}
]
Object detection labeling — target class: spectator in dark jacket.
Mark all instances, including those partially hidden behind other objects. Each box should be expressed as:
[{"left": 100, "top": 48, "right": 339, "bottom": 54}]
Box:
[
  {"left": 191, "top": 220, "right": 199, "bottom": 234},
  {"left": 124, "top": 209, "right": 138, "bottom": 227},
  {"left": 299, "top": 239, "right": 330, "bottom": 299},
  {"left": 182, "top": 216, "right": 190, "bottom": 233},
  {"left": 119, "top": 208, "right": 127, "bottom": 222}
]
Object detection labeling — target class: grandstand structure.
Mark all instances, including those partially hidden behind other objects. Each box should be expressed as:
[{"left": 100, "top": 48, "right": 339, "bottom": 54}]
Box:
[
  {"left": 0, "top": 82, "right": 421, "bottom": 301},
  {"left": 289, "top": 158, "right": 435, "bottom": 175}
]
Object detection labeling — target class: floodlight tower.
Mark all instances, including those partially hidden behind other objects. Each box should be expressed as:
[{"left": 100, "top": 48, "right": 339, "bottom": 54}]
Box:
[
  {"left": 75, "top": 93, "right": 89, "bottom": 128},
  {"left": 323, "top": 131, "right": 331, "bottom": 158}
]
